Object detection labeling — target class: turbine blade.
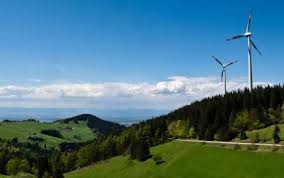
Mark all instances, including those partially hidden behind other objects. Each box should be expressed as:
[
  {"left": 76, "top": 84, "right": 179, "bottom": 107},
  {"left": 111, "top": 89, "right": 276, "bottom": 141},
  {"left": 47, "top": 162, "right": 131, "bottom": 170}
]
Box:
[
  {"left": 250, "top": 40, "right": 262, "bottom": 55},
  {"left": 226, "top": 34, "right": 246, "bottom": 41},
  {"left": 212, "top": 56, "right": 223, "bottom": 67},
  {"left": 246, "top": 13, "right": 251, "bottom": 32},
  {"left": 224, "top": 60, "right": 238, "bottom": 67}
]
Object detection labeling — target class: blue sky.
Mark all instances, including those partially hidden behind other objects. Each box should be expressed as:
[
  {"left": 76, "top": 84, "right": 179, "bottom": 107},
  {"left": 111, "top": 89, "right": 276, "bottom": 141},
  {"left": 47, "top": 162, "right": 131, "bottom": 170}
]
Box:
[{"left": 0, "top": 0, "right": 282, "bottom": 110}]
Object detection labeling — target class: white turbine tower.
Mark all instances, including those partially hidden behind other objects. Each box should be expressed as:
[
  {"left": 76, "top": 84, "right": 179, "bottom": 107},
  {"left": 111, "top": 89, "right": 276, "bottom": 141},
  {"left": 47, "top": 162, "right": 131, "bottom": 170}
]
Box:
[
  {"left": 226, "top": 10, "right": 262, "bottom": 92},
  {"left": 212, "top": 56, "right": 238, "bottom": 94}
]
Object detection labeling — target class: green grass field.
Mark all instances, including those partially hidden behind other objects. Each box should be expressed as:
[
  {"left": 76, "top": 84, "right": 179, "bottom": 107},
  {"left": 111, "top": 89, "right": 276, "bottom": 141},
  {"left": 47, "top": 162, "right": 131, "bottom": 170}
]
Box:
[
  {"left": 66, "top": 141, "right": 284, "bottom": 178},
  {"left": 0, "top": 120, "right": 95, "bottom": 147},
  {"left": 247, "top": 124, "right": 284, "bottom": 143}
]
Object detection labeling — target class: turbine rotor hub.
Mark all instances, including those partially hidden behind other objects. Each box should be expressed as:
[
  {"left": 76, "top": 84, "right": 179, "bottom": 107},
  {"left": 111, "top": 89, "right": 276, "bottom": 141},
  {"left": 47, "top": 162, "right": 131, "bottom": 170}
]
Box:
[{"left": 245, "top": 32, "right": 252, "bottom": 36}]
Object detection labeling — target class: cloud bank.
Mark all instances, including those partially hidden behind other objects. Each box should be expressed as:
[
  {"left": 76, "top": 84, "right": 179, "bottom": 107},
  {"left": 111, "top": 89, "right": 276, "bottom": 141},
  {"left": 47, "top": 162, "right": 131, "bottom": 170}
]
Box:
[{"left": 0, "top": 76, "right": 271, "bottom": 109}]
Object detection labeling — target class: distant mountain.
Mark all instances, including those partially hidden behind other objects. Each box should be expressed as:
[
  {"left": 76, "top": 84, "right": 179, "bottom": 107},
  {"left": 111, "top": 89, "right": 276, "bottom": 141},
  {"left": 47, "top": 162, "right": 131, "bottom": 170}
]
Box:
[{"left": 57, "top": 114, "right": 126, "bottom": 134}]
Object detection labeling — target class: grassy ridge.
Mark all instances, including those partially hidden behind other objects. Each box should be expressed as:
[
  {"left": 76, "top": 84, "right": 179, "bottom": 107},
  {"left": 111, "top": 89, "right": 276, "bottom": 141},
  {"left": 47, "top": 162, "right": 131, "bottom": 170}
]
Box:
[
  {"left": 66, "top": 141, "right": 284, "bottom": 178},
  {"left": 0, "top": 121, "right": 95, "bottom": 147},
  {"left": 247, "top": 124, "right": 284, "bottom": 143}
]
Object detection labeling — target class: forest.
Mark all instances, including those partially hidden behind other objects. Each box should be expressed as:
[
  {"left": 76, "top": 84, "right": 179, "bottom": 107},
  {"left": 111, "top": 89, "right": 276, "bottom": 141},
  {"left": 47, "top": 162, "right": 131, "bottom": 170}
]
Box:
[{"left": 0, "top": 85, "right": 284, "bottom": 177}]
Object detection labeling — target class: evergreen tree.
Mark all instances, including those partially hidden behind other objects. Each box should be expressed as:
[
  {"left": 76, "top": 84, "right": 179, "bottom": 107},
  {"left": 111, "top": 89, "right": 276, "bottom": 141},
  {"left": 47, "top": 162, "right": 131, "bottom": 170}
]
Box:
[
  {"left": 273, "top": 125, "right": 281, "bottom": 144},
  {"left": 49, "top": 151, "right": 64, "bottom": 178},
  {"left": 129, "top": 131, "right": 151, "bottom": 161}
]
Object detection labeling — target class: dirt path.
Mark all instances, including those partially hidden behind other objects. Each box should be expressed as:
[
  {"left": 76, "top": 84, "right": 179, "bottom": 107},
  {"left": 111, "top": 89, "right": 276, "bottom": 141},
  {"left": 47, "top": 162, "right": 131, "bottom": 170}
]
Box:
[{"left": 175, "top": 138, "right": 284, "bottom": 147}]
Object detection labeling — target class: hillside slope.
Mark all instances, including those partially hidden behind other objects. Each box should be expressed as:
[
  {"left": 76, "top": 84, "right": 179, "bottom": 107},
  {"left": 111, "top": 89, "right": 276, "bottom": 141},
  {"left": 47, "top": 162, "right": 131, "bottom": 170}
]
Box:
[
  {"left": 0, "top": 114, "right": 125, "bottom": 147},
  {"left": 66, "top": 141, "right": 284, "bottom": 178},
  {"left": 247, "top": 124, "right": 284, "bottom": 143},
  {"left": 0, "top": 120, "right": 95, "bottom": 147}
]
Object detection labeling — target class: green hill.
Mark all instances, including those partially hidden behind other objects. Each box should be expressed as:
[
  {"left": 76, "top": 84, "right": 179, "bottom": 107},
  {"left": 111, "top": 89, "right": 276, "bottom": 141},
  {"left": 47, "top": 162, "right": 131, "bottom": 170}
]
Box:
[
  {"left": 0, "top": 120, "right": 95, "bottom": 147},
  {"left": 0, "top": 114, "right": 124, "bottom": 147},
  {"left": 58, "top": 114, "right": 125, "bottom": 134},
  {"left": 66, "top": 141, "right": 284, "bottom": 178}
]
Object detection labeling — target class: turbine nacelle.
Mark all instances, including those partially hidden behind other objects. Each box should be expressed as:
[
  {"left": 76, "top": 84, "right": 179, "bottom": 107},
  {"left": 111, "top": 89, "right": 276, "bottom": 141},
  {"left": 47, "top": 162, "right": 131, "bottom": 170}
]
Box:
[{"left": 244, "top": 32, "right": 252, "bottom": 37}]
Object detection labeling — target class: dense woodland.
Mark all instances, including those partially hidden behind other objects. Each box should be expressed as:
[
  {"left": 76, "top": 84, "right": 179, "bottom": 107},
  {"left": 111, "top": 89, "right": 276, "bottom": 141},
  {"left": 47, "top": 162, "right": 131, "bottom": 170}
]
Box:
[
  {"left": 165, "top": 85, "right": 284, "bottom": 140},
  {"left": 0, "top": 85, "right": 284, "bottom": 177}
]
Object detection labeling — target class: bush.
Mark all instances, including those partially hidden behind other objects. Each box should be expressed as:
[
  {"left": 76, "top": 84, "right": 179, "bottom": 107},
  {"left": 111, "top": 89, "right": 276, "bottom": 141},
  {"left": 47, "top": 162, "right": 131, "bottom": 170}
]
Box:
[
  {"left": 246, "top": 144, "right": 258, "bottom": 151},
  {"left": 73, "top": 135, "right": 81, "bottom": 140},
  {"left": 188, "top": 127, "right": 197, "bottom": 138},
  {"left": 152, "top": 154, "right": 164, "bottom": 165},
  {"left": 271, "top": 146, "right": 279, "bottom": 152},
  {"left": 41, "top": 129, "right": 63, "bottom": 139},
  {"left": 250, "top": 132, "right": 260, "bottom": 143},
  {"left": 240, "top": 131, "right": 248, "bottom": 140},
  {"left": 233, "top": 144, "right": 241, "bottom": 150},
  {"left": 273, "top": 125, "right": 281, "bottom": 144},
  {"left": 13, "top": 172, "right": 36, "bottom": 178},
  {"left": 126, "top": 159, "right": 134, "bottom": 167},
  {"left": 6, "top": 158, "right": 30, "bottom": 175},
  {"left": 27, "top": 136, "right": 44, "bottom": 142}
]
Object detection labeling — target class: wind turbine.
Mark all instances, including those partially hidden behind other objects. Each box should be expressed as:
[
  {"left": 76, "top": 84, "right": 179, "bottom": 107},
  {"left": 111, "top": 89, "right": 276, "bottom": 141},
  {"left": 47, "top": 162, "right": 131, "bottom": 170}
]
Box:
[
  {"left": 212, "top": 56, "right": 238, "bottom": 94},
  {"left": 226, "top": 10, "right": 262, "bottom": 92}
]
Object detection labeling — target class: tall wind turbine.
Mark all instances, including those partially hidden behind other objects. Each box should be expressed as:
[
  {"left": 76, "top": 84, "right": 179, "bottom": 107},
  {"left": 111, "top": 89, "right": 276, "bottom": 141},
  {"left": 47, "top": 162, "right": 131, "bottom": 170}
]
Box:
[
  {"left": 226, "top": 10, "right": 262, "bottom": 92},
  {"left": 212, "top": 56, "right": 238, "bottom": 94}
]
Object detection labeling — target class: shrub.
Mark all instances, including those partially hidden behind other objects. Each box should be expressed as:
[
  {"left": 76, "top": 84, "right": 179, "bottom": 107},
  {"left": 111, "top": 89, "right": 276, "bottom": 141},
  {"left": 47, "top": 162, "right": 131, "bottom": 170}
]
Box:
[
  {"left": 73, "top": 135, "right": 81, "bottom": 140},
  {"left": 126, "top": 159, "right": 134, "bottom": 167},
  {"left": 152, "top": 154, "right": 164, "bottom": 165},
  {"left": 273, "top": 125, "right": 281, "bottom": 144},
  {"left": 246, "top": 144, "right": 258, "bottom": 151},
  {"left": 6, "top": 158, "right": 30, "bottom": 175},
  {"left": 188, "top": 127, "right": 197, "bottom": 138},
  {"left": 233, "top": 144, "right": 241, "bottom": 150},
  {"left": 250, "top": 132, "right": 260, "bottom": 143},
  {"left": 271, "top": 145, "right": 279, "bottom": 152},
  {"left": 27, "top": 136, "right": 44, "bottom": 142},
  {"left": 240, "top": 131, "right": 248, "bottom": 140},
  {"left": 41, "top": 129, "right": 63, "bottom": 138}
]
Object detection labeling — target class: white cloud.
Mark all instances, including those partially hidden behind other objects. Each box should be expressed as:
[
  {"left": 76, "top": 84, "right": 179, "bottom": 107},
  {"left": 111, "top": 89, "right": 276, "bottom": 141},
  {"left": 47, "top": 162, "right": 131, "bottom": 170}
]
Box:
[{"left": 0, "top": 76, "right": 272, "bottom": 109}]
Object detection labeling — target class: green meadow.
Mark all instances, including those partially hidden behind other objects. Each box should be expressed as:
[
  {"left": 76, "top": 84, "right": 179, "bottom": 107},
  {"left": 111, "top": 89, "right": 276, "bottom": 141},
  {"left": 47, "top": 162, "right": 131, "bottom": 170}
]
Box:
[
  {"left": 0, "top": 120, "right": 95, "bottom": 147},
  {"left": 66, "top": 141, "right": 284, "bottom": 178}
]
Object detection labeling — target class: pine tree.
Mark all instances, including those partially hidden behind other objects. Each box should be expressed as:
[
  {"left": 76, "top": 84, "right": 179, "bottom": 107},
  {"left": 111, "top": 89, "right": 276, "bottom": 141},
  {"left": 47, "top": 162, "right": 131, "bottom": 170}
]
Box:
[
  {"left": 49, "top": 151, "right": 64, "bottom": 178},
  {"left": 273, "top": 125, "right": 281, "bottom": 144}
]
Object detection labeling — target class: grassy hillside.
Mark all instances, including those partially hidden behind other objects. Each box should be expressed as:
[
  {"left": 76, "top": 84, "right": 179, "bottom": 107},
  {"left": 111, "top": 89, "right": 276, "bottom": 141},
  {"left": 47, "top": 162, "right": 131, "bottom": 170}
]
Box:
[
  {"left": 66, "top": 141, "right": 284, "bottom": 178},
  {"left": 0, "top": 120, "right": 95, "bottom": 147},
  {"left": 0, "top": 114, "right": 125, "bottom": 148},
  {"left": 247, "top": 124, "right": 284, "bottom": 143}
]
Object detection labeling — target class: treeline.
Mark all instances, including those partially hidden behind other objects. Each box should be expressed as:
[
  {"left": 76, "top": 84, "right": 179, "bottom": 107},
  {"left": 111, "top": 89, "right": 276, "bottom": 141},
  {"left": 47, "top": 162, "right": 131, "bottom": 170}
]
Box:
[{"left": 165, "top": 85, "right": 284, "bottom": 140}]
